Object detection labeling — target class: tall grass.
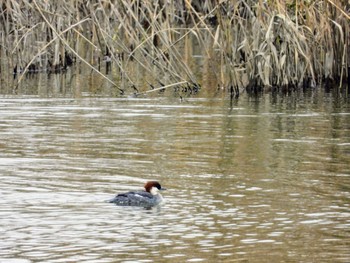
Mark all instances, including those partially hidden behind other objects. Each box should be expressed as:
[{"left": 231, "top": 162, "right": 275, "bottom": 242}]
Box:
[{"left": 0, "top": 0, "right": 349, "bottom": 95}]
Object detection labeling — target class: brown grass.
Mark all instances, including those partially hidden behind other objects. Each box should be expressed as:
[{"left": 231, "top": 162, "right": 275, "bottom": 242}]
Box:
[{"left": 0, "top": 0, "right": 349, "bottom": 95}]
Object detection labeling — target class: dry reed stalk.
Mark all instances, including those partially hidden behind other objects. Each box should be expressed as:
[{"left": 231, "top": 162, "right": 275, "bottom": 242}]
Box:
[{"left": 0, "top": 0, "right": 348, "bottom": 95}]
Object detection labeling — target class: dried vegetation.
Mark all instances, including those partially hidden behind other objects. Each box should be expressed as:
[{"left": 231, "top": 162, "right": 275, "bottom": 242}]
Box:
[{"left": 0, "top": 0, "right": 349, "bottom": 95}]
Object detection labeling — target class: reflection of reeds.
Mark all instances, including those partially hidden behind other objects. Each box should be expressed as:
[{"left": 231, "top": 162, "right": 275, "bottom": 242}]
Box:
[{"left": 0, "top": 0, "right": 349, "bottom": 94}]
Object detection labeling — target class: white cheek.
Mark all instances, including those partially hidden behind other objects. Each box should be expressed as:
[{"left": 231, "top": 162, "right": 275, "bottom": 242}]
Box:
[{"left": 150, "top": 187, "right": 159, "bottom": 195}]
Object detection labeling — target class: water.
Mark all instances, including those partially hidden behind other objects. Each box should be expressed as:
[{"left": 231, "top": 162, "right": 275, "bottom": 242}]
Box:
[{"left": 0, "top": 91, "right": 349, "bottom": 262}]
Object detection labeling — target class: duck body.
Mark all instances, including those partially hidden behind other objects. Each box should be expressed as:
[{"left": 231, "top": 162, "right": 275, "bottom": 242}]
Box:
[{"left": 108, "top": 181, "right": 165, "bottom": 208}]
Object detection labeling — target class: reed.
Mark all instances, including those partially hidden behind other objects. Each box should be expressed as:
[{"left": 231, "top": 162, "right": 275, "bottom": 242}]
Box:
[{"left": 0, "top": 0, "right": 349, "bottom": 95}]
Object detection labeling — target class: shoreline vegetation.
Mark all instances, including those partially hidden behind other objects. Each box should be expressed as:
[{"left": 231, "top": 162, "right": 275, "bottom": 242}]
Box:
[{"left": 0, "top": 0, "right": 349, "bottom": 97}]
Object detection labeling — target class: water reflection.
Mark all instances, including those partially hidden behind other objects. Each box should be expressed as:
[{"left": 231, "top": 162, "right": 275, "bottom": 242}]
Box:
[{"left": 0, "top": 91, "right": 349, "bottom": 262}]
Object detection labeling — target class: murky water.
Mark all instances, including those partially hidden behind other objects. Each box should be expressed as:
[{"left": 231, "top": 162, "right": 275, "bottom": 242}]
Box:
[{"left": 0, "top": 90, "right": 349, "bottom": 262}]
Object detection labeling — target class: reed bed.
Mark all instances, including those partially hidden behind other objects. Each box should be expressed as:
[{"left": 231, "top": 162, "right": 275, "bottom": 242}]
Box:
[{"left": 0, "top": 0, "right": 349, "bottom": 95}]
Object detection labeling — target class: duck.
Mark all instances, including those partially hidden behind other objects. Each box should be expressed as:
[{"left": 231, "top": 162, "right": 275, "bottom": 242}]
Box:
[{"left": 108, "top": 181, "right": 166, "bottom": 208}]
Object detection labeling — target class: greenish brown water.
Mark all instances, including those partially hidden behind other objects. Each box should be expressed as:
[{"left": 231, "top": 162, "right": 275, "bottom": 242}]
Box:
[{"left": 0, "top": 90, "right": 349, "bottom": 262}]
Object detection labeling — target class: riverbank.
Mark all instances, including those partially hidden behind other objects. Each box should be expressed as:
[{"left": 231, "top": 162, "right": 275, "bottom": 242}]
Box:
[{"left": 1, "top": 1, "right": 349, "bottom": 95}]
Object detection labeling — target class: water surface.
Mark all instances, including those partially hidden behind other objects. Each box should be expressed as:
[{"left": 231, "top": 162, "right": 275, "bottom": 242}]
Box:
[{"left": 0, "top": 91, "right": 349, "bottom": 262}]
